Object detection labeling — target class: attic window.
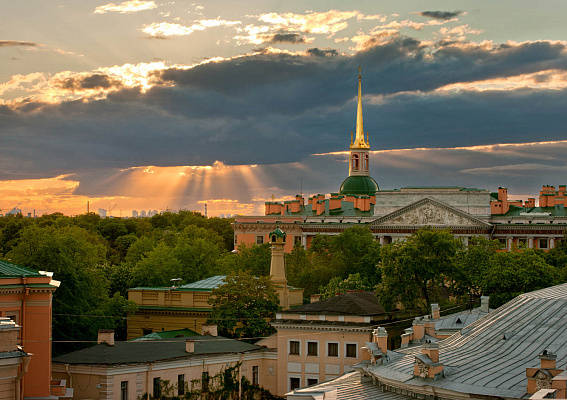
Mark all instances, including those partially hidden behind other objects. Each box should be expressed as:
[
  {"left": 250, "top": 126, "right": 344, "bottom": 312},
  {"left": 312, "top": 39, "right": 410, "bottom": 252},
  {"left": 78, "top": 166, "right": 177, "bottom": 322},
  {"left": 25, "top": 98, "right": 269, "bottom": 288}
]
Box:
[{"left": 456, "top": 317, "right": 462, "bottom": 324}]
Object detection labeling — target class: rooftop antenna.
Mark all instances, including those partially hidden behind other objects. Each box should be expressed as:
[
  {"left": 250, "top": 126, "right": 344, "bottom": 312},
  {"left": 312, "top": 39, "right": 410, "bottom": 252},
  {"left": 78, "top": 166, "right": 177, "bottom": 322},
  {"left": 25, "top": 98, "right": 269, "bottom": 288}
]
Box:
[
  {"left": 300, "top": 176, "right": 303, "bottom": 197},
  {"left": 204, "top": 203, "right": 208, "bottom": 218}
]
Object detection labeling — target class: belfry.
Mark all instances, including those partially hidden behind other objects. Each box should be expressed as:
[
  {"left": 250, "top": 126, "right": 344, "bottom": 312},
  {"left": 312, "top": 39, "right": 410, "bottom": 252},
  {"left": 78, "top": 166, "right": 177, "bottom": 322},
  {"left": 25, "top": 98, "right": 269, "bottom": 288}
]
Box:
[{"left": 339, "top": 67, "right": 379, "bottom": 196}]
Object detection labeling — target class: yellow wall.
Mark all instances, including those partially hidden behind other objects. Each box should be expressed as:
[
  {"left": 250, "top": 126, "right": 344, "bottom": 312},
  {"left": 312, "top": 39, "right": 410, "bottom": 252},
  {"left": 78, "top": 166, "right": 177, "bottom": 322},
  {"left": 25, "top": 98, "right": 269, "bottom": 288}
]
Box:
[{"left": 274, "top": 327, "right": 372, "bottom": 397}]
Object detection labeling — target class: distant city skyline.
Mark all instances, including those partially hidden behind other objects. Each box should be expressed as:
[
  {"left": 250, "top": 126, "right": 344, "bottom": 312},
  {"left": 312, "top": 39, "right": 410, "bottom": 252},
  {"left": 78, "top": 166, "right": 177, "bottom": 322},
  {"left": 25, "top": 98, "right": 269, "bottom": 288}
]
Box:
[{"left": 2, "top": 1, "right": 567, "bottom": 216}]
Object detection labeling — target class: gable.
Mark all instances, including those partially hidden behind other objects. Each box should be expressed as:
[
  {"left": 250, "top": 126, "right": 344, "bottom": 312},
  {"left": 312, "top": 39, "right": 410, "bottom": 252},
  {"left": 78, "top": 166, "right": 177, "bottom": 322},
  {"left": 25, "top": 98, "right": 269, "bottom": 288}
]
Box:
[{"left": 372, "top": 198, "right": 491, "bottom": 228}]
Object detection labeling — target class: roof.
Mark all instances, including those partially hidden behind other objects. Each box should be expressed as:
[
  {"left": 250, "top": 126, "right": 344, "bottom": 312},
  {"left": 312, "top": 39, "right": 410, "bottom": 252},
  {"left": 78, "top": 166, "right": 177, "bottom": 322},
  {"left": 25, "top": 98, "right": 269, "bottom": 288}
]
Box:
[
  {"left": 52, "top": 335, "right": 263, "bottom": 365},
  {"left": 502, "top": 206, "right": 567, "bottom": 217},
  {"left": 266, "top": 198, "right": 375, "bottom": 217},
  {"left": 178, "top": 275, "right": 226, "bottom": 290},
  {"left": 130, "top": 275, "right": 226, "bottom": 292},
  {"left": 130, "top": 328, "right": 199, "bottom": 341},
  {"left": 435, "top": 305, "right": 492, "bottom": 332},
  {"left": 0, "top": 260, "right": 43, "bottom": 278},
  {"left": 366, "top": 283, "right": 567, "bottom": 399},
  {"left": 339, "top": 176, "right": 379, "bottom": 196},
  {"left": 287, "top": 371, "right": 412, "bottom": 399},
  {"left": 282, "top": 292, "right": 385, "bottom": 316}
]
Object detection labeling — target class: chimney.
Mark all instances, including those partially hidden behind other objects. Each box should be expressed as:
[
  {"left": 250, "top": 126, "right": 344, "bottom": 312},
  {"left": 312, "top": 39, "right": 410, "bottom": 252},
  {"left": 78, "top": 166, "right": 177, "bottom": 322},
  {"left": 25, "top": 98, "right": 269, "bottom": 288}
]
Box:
[
  {"left": 431, "top": 304, "right": 440, "bottom": 319},
  {"left": 186, "top": 339, "right": 195, "bottom": 353},
  {"left": 97, "top": 329, "right": 115, "bottom": 346},
  {"left": 373, "top": 327, "right": 388, "bottom": 355},
  {"left": 423, "top": 315, "right": 436, "bottom": 337},
  {"left": 201, "top": 324, "right": 218, "bottom": 337},
  {"left": 310, "top": 294, "right": 320, "bottom": 303},
  {"left": 539, "top": 350, "right": 557, "bottom": 369},
  {"left": 480, "top": 296, "right": 490, "bottom": 313},
  {"left": 423, "top": 341, "right": 439, "bottom": 363},
  {"left": 412, "top": 317, "right": 425, "bottom": 341}
]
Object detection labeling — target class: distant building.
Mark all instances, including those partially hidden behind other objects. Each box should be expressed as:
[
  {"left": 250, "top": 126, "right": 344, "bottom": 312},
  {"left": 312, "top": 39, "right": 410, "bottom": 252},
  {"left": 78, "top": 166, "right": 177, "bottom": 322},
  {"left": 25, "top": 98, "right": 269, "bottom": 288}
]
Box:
[
  {"left": 53, "top": 328, "right": 276, "bottom": 399},
  {"left": 140, "top": 209, "right": 147, "bottom": 217},
  {"left": 233, "top": 70, "right": 567, "bottom": 251},
  {"left": 259, "top": 291, "right": 390, "bottom": 397},
  {"left": 132, "top": 209, "right": 139, "bottom": 217},
  {"left": 127, "top": 276, "right": 226, "bottom": 340},
  {"left": 98, "top": 208, "right": 107, "bottom": 218}
]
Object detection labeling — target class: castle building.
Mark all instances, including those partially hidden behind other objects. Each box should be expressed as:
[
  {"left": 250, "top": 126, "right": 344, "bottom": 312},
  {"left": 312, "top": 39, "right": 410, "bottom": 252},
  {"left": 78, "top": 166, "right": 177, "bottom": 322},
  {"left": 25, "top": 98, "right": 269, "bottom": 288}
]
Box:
[{"left": 233, "top": 70, "right": 567, "bottom": 250}]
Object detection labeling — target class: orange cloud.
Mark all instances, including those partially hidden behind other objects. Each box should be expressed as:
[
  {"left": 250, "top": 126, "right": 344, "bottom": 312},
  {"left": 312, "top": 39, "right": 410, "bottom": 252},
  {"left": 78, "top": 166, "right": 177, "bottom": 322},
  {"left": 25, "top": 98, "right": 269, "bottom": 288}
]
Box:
[{"left": 94, "top": 0, "right": 156, "bottom": 14}]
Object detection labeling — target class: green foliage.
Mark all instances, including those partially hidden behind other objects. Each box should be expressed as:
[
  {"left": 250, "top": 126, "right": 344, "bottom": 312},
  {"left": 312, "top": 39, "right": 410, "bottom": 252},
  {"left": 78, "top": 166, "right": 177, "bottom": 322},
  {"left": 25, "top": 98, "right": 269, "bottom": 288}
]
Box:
[
  {"left": 481, "top": 249, "right": 559, "bottom": 308},
  {"left": 130, "top": 242, "right": 184, "bottom": 287},
  {"left": 207, "top": 271, "right": 280, "bottom": 341},
  {"left": 219, "top": 243, "right": 271, "bottom": 277},
  {"left": 378, "top": 227, "right": 461, "bottom": 312},
  {"left": 141, "top": 363, "right": 281, "bottom": 399},
  {"left": 453, "top": 236, "right": 502, "bottom": 296},
  {"left": 286, "top": 226, "right": 381, "bottom": 298},
  {"left": 319, "top": 273, "right": 373, "bottom": 299}
]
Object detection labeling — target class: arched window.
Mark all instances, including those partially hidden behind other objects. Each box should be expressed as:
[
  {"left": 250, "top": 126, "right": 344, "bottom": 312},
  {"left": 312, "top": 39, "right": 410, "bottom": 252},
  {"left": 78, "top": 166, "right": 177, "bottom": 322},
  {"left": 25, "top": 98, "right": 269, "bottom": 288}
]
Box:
[
  {"left": 364, "top": 154, "right": 369, "bottom": 171},
  {"left": 352, "top": 154, "right": 359, "bottom": 171},
  {"left": 272, "top": 235, "right": 276, "bottom": 242}
]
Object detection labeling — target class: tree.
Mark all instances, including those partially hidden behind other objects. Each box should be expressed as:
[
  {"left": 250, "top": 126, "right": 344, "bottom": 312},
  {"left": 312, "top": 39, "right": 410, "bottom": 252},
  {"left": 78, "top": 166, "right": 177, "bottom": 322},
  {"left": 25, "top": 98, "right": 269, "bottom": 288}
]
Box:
[
  {"left": 319, "top": 273, "right": 373, "bottom": 299},
  {"left": 207, "top": 270, "right": 280, "bottom": 341},
  {"left": 129, "top": 242, "right": 183, "bottom": 287},
  {"left": 481, "top": 249, "right": 559, "bottom": 308},
  {"left": 378, "top": 227, "right": 461, "bottom": 312},
  {"left": 453, "top": 236, "right": 502, "bottom": 296}
]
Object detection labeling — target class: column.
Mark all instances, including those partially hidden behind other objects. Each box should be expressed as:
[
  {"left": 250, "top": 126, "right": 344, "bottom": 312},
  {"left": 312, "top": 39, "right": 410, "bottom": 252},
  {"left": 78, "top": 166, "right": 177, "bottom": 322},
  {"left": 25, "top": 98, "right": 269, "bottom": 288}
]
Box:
[
  {"left": 528, "top": 237, "right": 533, "bottom": 249},
  {"left": 550, "top": 238, "right": 555, "bottom": 249}
]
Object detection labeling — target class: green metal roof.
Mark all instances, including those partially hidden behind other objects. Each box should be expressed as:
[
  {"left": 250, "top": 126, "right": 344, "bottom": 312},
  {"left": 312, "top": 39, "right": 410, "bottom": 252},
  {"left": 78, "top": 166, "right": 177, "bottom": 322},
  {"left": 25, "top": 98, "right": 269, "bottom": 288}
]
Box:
[
  {"left": 130, "top": 328, "right": 199, "bottom": 341},
  {"left": 0, "top": 260, "right": 43, "bottom": 278},
  {"left": 269, "top": 227, "right": 286, "bottom": 238},
  {"left": 179, "top": 275, "right": 226, "bottom": 290},
  {"left": 500, "top": 206, "right": 567, "bottom": 217},
  {"left": 130, "top": 275, "right": 226, "bottom": 292},
  {"left": 339, "top": 176, "right": 379, "bottom": 196}
]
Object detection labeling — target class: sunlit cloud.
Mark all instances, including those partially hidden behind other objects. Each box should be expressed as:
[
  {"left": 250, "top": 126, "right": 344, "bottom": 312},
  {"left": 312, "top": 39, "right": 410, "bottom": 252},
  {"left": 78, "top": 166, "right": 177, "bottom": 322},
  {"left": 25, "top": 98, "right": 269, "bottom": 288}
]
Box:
[
  {"left": 436, "top": 69, "right": 567, "bottom": 92},
  {"left": 437, "top": 24, "right": 484, "bottom": 40},
  {"left": 142, "top": 19, "right": 241, "bottom": 38},
  {"left": 0, "top": 40, "right": 39, "bottom": 48},
  {"left": 460, "top": 163, "right": 567, "bottom": 176},
  {"left": 94, "top": 0, "right": 157, "bottom": 14}
]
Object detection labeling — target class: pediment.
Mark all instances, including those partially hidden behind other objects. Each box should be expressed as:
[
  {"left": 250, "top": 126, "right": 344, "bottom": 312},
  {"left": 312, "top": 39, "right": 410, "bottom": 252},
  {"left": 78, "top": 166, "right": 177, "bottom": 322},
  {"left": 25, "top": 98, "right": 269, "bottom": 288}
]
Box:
[{"left": 371, "top": 198, "right": 491, "bottom": 228}]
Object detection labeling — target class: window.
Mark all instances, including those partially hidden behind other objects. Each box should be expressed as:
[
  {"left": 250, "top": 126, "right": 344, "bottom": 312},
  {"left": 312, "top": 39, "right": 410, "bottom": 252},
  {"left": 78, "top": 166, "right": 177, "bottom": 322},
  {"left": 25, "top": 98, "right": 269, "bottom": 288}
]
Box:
[
  {"left": 290, "top": 377, "right": 301, "bottom": 391},
  {"left": 540, "top": 238, "right": 548, "bottom": 249},
  {"left": 346, "top": 343, "right": 357, "bottom": 358},
  {"left": 327, "top": 342, "right": 338, "bottom": 357},
  {"left": 120, "top": 381, "right": 128, "bottom": 400},
  {"left": 202, "top": 372, "right": 209, "bottom": 392},
  {"left": 307, "top": 378, "right": 318, "bottom": 387},
  {"left": 289, "top": 340, "right": 300, "bottom": 355},
  {"left": 178, "top": 374, "right": 185, "bottom": 396},
  {"left": 153, "top": 377, "right": 161, "bottom": 398},
  {"left": 252, "top": 366, "right": 259, "bottom": 385},
  {"left": 307, "top": 341, "right": 318, "bottom": 356},
  {"left": 364, "top": 154, "right": 369, "bottom": 171},
  {"left": 256, "top": 235, "right": 264, "bottom": 245},
  {"left": 294, "top": 236, "right": 302, "bottom": 245},
  {"left": 142, "top": 329, "right": 152, "bottom": 336},
  {"left": 352, "top": 154, "right": 359, "bottom": 170}
]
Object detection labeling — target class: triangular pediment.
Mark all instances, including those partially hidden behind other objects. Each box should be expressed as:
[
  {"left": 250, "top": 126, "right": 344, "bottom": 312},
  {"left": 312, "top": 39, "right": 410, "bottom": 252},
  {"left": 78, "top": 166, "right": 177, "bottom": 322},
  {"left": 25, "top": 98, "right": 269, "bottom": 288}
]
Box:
[{"left": 371, "top": 198, "right": 491, "bottom": 228}]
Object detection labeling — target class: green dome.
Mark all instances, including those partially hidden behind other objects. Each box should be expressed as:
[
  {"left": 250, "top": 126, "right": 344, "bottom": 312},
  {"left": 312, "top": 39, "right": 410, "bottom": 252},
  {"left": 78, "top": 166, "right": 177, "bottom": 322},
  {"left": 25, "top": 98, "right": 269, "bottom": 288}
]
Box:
[
  {"left": 339, "top": 176, "right": 379, "bottom": 196},
  {"left": 269, "top": 226, "right": 286, "bottom": 242}
]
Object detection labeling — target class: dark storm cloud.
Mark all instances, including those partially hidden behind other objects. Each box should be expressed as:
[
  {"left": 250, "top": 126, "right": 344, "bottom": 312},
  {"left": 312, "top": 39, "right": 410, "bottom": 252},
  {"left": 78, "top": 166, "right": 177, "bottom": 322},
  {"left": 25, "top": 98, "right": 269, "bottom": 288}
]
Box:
[
  {"left": 270, "top": 33, "right": 308, "bottom": 44},
  {"left": 56, "top": 74, "right": 123, "bottom": 91},
  {"left": 0, "top": 40, "right": 38, "bottom": 47},
  {"left": 419, "top": 11, "right": 463, "bottom": 20},
  {"left": 3, "top": 35, "right": 567, "bottom": 179}
]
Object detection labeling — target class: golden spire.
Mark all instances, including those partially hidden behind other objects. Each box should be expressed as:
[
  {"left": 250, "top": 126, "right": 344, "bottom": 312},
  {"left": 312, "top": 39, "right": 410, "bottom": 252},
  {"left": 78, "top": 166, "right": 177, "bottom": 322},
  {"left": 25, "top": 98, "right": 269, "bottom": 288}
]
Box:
[{"left": 351, "top": 67, "right": 369, "bottom": 149}]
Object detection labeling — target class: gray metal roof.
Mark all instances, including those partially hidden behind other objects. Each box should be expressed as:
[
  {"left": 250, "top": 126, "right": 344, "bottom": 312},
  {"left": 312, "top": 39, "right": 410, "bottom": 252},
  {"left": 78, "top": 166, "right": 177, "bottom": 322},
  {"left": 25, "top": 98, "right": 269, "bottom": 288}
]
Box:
[
  {"left": 286, "top": 372, "right": 413, "bottom": 399},
  {"left": 52, "top": 335, "right": 262, "bottom": 365},
  {"left": 178, "top": 275, "right": 226, "bottom": 290},
  {"left": 366, "top": 283, "right": 567, "bottom": 399},
  {"left": 435, "top": 306, "right": 491, "bottom": 332}
]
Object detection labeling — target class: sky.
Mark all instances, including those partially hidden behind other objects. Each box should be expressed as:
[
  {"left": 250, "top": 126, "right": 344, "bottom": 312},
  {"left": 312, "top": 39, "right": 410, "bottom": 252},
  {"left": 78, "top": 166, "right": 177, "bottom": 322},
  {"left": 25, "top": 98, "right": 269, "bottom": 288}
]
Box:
[{"left": 2, "top": 0, "right": 567, "bottom": 217}]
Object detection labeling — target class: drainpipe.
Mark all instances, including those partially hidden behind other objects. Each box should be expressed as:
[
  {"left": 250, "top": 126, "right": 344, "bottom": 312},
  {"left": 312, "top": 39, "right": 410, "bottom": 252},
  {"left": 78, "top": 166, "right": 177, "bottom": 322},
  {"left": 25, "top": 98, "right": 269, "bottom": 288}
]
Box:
[
  {"left": 238, "top": 353, "right": 244, "bottom": 400},
  {"left": 65, "top": 364, "right": 72, "bottom": 389},
  {"left": 15, "top": 355, "right": 31, "bottom": 400},
  {"left": 146, "top": 363, "right": 154, "bottom": 397}
]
